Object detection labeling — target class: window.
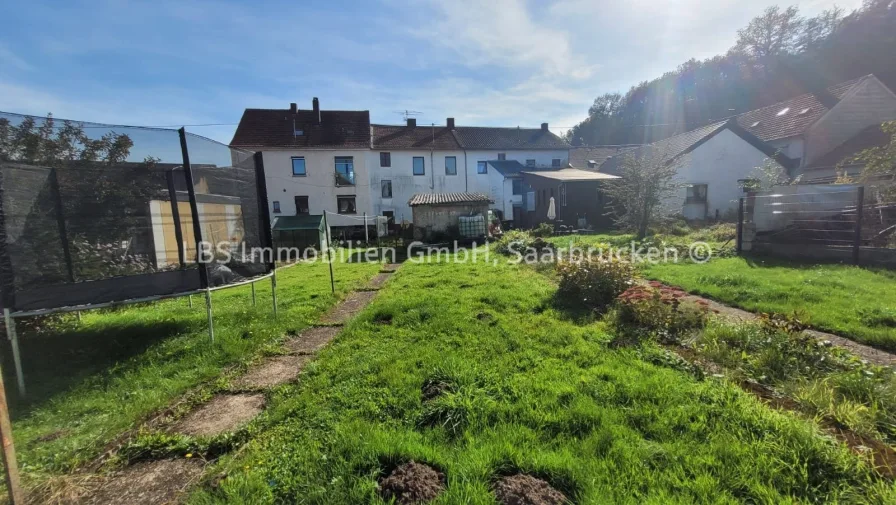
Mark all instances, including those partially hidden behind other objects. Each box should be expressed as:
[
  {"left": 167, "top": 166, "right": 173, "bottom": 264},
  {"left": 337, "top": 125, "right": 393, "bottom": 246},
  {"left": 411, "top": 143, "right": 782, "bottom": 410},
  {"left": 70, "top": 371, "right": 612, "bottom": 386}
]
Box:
[
  {"left": 294, "top": 196, "right": 309, "bottom": 215},
  {"left": 272, "top": 201, "right": 281, "bottom": 214},
  {"left": 526, "top": 159, "right": 536, "bottom": 167},
  {"left": 497, "top": 153, "right": 506, "bottom": 161},
  {"left": 686, "top": 184, "right": 708, "bottom": 203},
  {"left": 477, "top": 161, "right": 487, "bottom": 174},
  {"left": 512, "top": 179, "right": 523, "bottom": 195},
  {"left": 382, "top": 210, "right": 394, "bottom": 224},
  {"left": 445, "top": 156, "right": 457, "bottom": 175},
  {"left": 337, "top": 195, "right": 357, "bottom": 214},
  {"left": 291, "top": 157, "right": 306, "bottom": 176},
  {"left": 413, "top": 156, "right": 425, "bottom": 176},
  {"left": 381, "top": 179, "right": 393, "bottom": 198},
  {"left": 552, "top": 158, "right": 562, "bottom": 168},
  {"left": 335, "top": 156, "right": 354, "bottom": 185},
  {"left": 380, "top": 152, "right": 391, "bottom": 167}
]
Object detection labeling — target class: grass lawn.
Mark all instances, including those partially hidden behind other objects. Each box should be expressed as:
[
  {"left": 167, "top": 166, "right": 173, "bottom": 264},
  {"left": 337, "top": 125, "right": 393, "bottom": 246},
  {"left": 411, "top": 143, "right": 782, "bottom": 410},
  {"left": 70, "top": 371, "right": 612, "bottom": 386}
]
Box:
[
  {"left": 1, "top": 254, "right": 381, "bottom": 485},
  {"left": 190, "top": 254, "right": 894, "bottom": 504},
  {"left": 644, "top": 257, "right": 896, "bottom": 352}
]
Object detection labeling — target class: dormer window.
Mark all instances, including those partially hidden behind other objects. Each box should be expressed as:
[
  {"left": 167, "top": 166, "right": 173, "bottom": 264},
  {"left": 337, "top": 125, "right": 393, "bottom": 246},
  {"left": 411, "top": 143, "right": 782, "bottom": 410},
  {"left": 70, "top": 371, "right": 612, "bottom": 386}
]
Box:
[{"left": 776, "top": 107, "right": 790, "bottom": 116}]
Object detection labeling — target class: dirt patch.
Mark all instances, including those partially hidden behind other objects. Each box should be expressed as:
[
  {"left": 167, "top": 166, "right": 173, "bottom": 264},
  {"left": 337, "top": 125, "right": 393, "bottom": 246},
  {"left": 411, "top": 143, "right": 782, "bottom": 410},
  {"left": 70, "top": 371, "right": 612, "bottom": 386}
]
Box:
[
  {"left": 381, "top": 263, "right": 402, "bottom": 273},
  {"left": 379, "top": 461, "right": 445, "bottom": 504},
  {"left": 73, "top": 459, "right": 204, "bottom": 505},
  {"left": 319, "top": 291, "right": 378, "bottom": 325},
  {"left": 493, "top": 474, "right": 567, "bottom": 505},
  {"left": 367, "top": 272, "right": 392, "bottom": 289},
  {"left": 233, "top": 355, "right": 309, "bottom": 390},
  {"left": 421, "top": 379, "right": 453, "bottom": 402},
  {"left": 284, "top": 326, "right": 341, "bottom": 354},
  {"left": 170, "top": 393, "right": 265, "bottom": 437}
]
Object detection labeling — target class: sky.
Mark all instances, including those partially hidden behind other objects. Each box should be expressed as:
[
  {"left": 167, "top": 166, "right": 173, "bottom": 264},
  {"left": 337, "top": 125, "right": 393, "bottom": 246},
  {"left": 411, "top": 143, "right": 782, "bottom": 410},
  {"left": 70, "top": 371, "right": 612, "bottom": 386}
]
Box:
[{"left": 0, "top": 0, "right": 863, "bottom": 144}]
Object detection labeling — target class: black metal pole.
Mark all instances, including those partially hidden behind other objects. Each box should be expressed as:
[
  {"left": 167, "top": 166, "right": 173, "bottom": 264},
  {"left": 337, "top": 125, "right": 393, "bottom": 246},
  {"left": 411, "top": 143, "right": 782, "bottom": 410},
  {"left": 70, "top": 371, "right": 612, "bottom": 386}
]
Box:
[
  {"left": 253, "top": 152, "right": 275, "bottom": 272},
  {"left": 178, "top": 128, "right": 209, "bottom": 288},
  {"left": 323, "top": 211, "right": 335, "bottom": 294},
  {"left": 853, "top": 186, "right": 865, "bottom": 266},
  {"left": 48, "top": 169, "right": 75, "bottom": 282},
  {"left": 736, "top": 197, "right": 744, "bottom": 254},
  {"left": 165, "top": 170, "right": 186, "bottom": 268}
]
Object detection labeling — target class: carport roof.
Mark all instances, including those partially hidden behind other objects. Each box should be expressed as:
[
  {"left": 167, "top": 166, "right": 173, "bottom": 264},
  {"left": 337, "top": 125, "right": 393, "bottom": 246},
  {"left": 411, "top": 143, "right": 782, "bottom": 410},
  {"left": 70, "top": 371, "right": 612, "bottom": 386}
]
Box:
[{"left": 521, "top": 168, "right": 620, "bottom": 181}]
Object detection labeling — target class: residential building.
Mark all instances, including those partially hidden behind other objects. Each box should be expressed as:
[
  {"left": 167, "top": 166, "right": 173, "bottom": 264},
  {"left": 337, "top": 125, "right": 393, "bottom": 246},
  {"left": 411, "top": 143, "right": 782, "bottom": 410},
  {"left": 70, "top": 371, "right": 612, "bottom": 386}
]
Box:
[
  {"left": 596, "top": 74, "right": 896, "bottom": 220},
  {"left": 229, "top": 98, "right": 372, "bottom": 228},
  {"left": 232, "top": 101, "right": 570, "bottom": 228}
]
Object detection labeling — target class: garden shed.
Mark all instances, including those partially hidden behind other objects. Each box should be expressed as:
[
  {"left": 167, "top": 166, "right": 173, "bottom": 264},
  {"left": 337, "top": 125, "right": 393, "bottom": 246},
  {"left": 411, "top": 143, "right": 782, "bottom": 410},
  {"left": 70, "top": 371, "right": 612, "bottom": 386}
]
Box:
[
  {"left": 408, "top": 192, "right": 492, "bottom": 241},
  {"left": 272, "top": 214, "right": 327, "bottom": 254}
]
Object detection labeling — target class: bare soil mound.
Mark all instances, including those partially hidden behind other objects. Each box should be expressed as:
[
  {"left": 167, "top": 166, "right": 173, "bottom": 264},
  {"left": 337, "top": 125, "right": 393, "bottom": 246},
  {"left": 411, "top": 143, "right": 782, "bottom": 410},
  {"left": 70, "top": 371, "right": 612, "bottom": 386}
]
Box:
[
  {"left": 379, "top": 461, "right": 445, "bottom": 504},
  {"left": 493, "top": 474, "right": 566, "bottom": 505}
]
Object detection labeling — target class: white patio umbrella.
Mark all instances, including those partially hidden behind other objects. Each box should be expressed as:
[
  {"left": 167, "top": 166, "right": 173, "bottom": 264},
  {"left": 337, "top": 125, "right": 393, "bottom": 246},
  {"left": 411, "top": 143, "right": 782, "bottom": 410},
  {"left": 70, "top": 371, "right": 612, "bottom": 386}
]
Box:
[{"left": 547, "top": 197, "right": 556, "bottom": 221}]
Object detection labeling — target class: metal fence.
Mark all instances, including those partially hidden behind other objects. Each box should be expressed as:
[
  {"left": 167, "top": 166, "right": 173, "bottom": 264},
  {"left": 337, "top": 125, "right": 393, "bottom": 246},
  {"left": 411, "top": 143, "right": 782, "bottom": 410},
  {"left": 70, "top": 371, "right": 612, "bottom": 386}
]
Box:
[{"left": 737, "top": 184, "right": 896, "bottom": 265}]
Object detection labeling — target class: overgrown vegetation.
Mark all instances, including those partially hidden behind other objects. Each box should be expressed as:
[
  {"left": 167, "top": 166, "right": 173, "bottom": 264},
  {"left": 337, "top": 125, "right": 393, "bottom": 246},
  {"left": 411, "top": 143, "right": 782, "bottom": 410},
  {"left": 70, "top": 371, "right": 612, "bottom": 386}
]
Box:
[
  {"left": 190, "top": 256, "right": 894, "bottom": 504},
  {"left": 556, "top": 258, "right": 635, "bottom": 311},
  {"left": 609, "top": 283, "right": 710, "bottom": 346}
]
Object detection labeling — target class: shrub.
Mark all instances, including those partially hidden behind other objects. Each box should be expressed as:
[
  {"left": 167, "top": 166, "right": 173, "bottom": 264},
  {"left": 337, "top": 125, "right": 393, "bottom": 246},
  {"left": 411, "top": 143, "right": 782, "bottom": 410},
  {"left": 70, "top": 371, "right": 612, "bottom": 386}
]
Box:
[
  {"left": 556, "top": 258, "right": 635, "bottom": 311},
  {"left": 531, "top": 223, "right": 554, "bottom": 238},
  {"left": 611, "top": 282, "right": 710, "bottom": 345},
  {"left": 494, "top": 230, "right": 553, "bottom": 257}
]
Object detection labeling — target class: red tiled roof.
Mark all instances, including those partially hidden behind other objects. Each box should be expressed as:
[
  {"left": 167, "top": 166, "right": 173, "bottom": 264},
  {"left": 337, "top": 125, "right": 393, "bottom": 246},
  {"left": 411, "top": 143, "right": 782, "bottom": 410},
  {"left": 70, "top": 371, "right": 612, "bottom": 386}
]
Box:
[
  {"left": 371, "top": 124, "right": 460, "bottom": 149},
  {"left": 408, "top": 192, "right": 492, "bottom": 206},
  {"left": 230, "top": 108, "right": 371, "bottom": 149},
  {"left": 735, "top": 77, "right": 862, "bottom": 141}
]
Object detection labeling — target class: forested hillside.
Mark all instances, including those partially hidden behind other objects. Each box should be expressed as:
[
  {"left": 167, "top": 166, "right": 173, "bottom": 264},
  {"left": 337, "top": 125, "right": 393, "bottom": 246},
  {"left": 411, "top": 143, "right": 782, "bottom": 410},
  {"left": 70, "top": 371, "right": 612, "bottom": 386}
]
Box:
[{"left": 566, "top": 0, "right": 896, "bottom": 146}]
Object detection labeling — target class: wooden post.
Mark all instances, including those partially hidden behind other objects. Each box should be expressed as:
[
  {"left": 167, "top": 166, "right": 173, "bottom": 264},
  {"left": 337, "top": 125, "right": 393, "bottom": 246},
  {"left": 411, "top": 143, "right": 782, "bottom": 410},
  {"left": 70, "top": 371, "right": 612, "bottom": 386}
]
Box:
[
  {"left": 0, "top": 358, "right": 23, "bottom": 505},
  {"left": 853, "top": 186, "right": 865, "bottom": 265},
  {"left": 323, "top": 211, "right": 335, "bottom": 294},
  {"left": 736, "top": 197, "right": 744, "bottom": 254},
  {"left": 3, "top": 310, "right": 24, "bottom": 397}
]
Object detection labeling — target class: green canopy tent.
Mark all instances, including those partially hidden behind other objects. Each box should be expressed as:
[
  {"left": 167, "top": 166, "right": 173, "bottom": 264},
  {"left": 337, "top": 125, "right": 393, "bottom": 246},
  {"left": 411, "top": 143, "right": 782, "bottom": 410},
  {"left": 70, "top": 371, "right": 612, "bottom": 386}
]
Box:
[{"left": 272, "top": 215, "right": 327, "bottom": 258}]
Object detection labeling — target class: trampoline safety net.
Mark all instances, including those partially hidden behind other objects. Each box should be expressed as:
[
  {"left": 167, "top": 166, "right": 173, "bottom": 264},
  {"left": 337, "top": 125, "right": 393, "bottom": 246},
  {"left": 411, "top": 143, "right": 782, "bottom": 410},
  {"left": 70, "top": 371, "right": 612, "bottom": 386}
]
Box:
[{"left": 0, "top": 112, "right": 273, "bottom": 313}]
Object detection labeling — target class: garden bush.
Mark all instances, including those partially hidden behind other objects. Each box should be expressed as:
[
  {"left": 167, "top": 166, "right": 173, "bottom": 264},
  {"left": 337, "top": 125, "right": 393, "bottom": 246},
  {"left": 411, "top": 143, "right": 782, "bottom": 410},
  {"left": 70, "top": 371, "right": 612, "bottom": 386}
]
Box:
[
  {"left": 493, "top": 230, "right": 553, "bottom": 257},
  {"left": 531, "top": 222, "right": 554, "bottom": 238},
  {"left": 610, "top": 282, "right": 710, "bottom": 345},
  {"left": 555, "top": 258, "right": 635, "bottom": 311}
]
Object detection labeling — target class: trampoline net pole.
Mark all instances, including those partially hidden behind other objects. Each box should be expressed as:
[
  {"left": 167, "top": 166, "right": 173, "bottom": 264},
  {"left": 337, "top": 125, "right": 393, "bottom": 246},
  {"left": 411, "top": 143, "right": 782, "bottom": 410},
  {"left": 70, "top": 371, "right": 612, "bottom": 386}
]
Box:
[
  {"left": 251, "top": 281, "right": 257, "bottom": 307},
  {"left": 271, "top": 269, "right": 278, "bottom": 317},
  {"left": 3, "top": 309, "right": 24, "bottom": 397},
  {"left": 204, "top": 289, "right": 214, "bottom": 343}
]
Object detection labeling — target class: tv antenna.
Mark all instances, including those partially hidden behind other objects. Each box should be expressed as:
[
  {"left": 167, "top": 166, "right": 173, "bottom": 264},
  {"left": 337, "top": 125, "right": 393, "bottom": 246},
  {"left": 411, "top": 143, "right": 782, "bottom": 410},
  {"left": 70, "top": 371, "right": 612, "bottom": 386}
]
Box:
[{"left": 394, "top": 110, "right": 423, "bottom": 121}]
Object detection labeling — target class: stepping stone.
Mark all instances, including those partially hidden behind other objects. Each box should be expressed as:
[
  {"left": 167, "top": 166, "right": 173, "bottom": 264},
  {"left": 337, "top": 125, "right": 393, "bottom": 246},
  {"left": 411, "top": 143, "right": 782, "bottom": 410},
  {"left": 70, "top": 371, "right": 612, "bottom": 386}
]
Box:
[
  {"left": 367, "top": 272, "right": 392, "bottom": 289},
  {"left": 75, "top": 459, "right": 203, "bottom": 505},
  {"left": 285, "top": 326, "right": 341, "bottom": 354},
  {"left": 171, "top": 393, "right": 264, "bottom": 437},
  {"left": 319, "top": 291, "right": 378, "bottom": 324},
  {"left": 233, "top": 355, "right": 310, "bottom": 390}
]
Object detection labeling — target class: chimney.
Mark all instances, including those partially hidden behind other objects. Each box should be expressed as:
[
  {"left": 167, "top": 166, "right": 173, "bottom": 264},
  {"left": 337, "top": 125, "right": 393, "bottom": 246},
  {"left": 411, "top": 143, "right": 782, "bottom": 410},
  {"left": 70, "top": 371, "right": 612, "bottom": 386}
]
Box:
[
  {"left": 541, "top": 122, "right": 549, "bottom": 132},
  {"left": 289, "top": 102, "right": 297, "bottom": 114},
  {"left": 407, "top": 118, "right": 417, "bottom": 128},
  {"left": 446, "top": 117, "right": 455, "bottom": 129},
  {"left": 312, "top": 97, "right": 320, "bottom": 124}
]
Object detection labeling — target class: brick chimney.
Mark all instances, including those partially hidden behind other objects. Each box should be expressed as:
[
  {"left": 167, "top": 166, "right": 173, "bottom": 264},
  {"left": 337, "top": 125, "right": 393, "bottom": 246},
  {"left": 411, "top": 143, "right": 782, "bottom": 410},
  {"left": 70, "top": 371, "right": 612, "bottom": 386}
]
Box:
[
  {"left": 289, "top": 102, "right": 297, "bottom": 114},
  {"left": 312, "top": 97, "right": 320, "bottom": 124},
  {"left": 407, "top": 118, "right": 417, "bottom": 128},
  {"left": 446, "top": 117, "right": 455, "bottom": 129},
  {"left": 541, "top": 122, "right": 549, "bottom": 132}
]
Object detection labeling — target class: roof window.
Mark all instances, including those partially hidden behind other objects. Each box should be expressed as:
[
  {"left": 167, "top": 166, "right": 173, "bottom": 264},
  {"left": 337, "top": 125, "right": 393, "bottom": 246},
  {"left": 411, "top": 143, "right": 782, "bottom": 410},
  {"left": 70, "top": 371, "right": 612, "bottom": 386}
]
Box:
[
  {"left": 776, "top": 107, "right": 790, "bottom": 116},
  {"left": 798, "top": 107, "right": 812, "bottom": 115},
  {"left": 750, "top": 121, "right": 761, "bottom": 128}
]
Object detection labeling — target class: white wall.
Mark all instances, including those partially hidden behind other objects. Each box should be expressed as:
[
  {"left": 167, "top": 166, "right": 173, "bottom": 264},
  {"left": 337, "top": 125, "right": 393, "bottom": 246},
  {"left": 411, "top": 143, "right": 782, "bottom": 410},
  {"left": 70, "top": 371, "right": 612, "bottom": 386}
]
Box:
[
  {"left": 464, "top": 149, "right": 568, "bottom": 221},
  {"left": 261, "top": 149, "right": 371, "bottom": 227},
  {"left": 367, "top": 150, "right": 467, "bottom": 224},
  {"left": 767, "top": 137, "right": 805, "bottom": 162},
  {"left": 665, "top": 128, "right": 781, "bottom": 219},
  {"left": 804, "top": 76, "right": 896, "bottom": 166}
]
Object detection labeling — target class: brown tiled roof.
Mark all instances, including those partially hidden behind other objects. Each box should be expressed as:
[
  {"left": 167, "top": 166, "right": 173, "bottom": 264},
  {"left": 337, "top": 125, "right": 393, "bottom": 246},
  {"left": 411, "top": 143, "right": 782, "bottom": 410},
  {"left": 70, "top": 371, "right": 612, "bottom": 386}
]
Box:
[
  {"left": 371, "top": 124, "right": 461, "bottom": 149},
  {"left": 804, "top": 124, "right": 891, "bottom": 170},
  {"left": 453, "top": 126, "right": 569, "bottom": 149},
  {"left": 569, "top": 145, "right": 639, "bottom": 170},
  {"left": 599, "top": 119, "right": 799, "bottom": 174},
  {"left": 230, "top": 108, "right": 371, "bottom": 149},
  {"left": 408, "top": 192, "right": 492, "bottom": 206},
  {"left": 735, "top": 77, "right": 863, "bottom": 141}
]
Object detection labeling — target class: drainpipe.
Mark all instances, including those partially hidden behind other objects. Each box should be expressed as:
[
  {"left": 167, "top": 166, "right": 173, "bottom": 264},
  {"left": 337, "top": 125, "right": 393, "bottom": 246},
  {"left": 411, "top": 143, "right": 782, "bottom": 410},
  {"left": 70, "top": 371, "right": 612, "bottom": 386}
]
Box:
[
  {"left": 463, "top": 149, "right": 469, "bottom": 192},
  {"left": 430, "top": 123, "right": 435, "bottom": 191}
]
